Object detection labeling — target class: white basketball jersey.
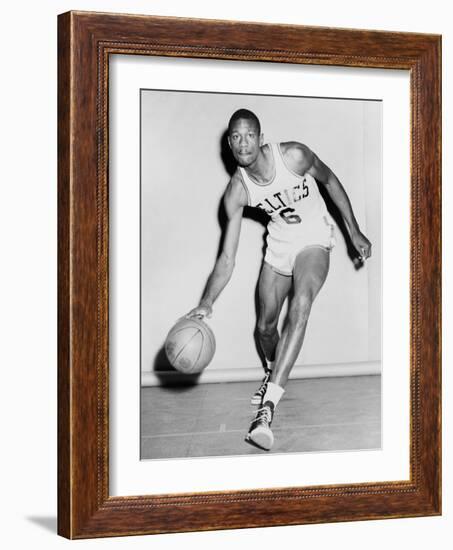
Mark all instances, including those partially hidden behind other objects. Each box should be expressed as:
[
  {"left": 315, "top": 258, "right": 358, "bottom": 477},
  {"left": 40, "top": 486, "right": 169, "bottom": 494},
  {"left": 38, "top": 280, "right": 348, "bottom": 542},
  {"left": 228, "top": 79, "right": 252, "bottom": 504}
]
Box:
[{"left": 238, "top": 143, "right": 330, "bottom": 244}]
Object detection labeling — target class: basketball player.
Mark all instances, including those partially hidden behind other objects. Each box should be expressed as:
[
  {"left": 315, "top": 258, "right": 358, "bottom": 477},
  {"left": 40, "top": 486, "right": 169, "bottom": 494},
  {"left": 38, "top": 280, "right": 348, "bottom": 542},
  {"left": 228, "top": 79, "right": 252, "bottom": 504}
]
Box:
[{"left": 187, "top": 109, "right": 371, "bottom": 451}]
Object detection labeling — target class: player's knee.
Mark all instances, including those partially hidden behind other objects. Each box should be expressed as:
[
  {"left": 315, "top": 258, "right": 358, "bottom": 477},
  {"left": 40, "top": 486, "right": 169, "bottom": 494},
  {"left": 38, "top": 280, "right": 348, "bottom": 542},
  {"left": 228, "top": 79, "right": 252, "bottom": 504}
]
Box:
[{"left": 257, "top": 320, "right": 278, "bottom": 340}]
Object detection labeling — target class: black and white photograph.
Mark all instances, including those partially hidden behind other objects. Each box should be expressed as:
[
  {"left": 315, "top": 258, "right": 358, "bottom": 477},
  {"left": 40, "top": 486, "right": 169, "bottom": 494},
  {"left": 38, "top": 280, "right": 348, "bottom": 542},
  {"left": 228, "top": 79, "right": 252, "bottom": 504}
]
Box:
[
  {"left": 140, "top": 89, "right": 382, "bottom": 459},
  {"left": 2, "top": 0, "right": 447, "bottom": 546}
]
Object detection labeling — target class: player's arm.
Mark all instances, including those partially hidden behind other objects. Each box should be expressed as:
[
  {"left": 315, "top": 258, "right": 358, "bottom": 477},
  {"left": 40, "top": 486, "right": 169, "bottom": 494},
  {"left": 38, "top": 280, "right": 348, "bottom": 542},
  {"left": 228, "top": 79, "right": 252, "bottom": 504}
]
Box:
[
  {"left": 187, "top": 174, "right": 247, "bottom": 318},
  {"left": 297, "top": 144, "right": 372, "bottom": 260}
]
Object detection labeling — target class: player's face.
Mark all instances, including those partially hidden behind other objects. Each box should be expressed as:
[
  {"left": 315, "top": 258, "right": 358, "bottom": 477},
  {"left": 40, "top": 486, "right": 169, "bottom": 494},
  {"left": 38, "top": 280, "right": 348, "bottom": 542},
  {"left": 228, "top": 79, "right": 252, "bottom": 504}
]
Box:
[{"left": 228, "top": 118, "right": 263, "bottom": 167}]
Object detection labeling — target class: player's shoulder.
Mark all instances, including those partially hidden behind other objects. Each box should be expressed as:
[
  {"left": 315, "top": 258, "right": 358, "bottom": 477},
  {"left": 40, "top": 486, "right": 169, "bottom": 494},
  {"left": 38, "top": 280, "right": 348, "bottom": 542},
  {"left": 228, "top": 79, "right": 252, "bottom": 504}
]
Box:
[
  {"left": 225, "top": 169, "right": 248, "bottom": 206},
  {"left": 229, "top": 168, "right": 245, "bottom": 188},
  {"left": 279, "top": 141, "right": 314, "bottom": 168}
]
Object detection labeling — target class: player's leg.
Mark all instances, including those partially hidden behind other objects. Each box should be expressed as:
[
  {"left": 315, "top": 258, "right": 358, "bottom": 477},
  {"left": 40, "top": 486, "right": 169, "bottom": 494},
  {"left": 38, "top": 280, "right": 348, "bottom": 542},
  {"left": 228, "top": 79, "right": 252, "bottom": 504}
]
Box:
[
  {"left": 256, "top": 262, "right": 292, "bottom": 362},
  {"left": 251, "top": 262, "right": 291, "bottom": 405},
  {"left": 247, "top": 247, "right": 330, "bottom": 450},
  {"left": 271, "top": 247, "right": 330, "bottom": 387}
]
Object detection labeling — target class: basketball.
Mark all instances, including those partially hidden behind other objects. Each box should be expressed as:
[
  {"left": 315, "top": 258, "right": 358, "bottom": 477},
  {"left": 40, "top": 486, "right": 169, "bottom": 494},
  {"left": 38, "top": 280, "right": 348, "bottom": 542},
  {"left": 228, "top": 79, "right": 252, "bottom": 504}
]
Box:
[{"left": 165, "top": 317, "right": 216, "bottom": 374}]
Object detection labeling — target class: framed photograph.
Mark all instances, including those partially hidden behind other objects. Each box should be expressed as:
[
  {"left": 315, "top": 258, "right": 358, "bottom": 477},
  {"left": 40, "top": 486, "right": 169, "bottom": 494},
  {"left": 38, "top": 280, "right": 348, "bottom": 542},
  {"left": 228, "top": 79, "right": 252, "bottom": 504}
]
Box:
[{"left": 58, "top": 11, "right": 441, "bottom": 539}]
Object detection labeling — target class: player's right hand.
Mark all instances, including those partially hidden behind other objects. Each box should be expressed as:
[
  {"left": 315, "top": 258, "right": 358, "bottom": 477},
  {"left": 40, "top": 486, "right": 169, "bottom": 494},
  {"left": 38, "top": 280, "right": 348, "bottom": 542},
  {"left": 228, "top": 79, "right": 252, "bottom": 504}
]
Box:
[{"left": 185, "top": 304, "right": 213, "bottom": 320}]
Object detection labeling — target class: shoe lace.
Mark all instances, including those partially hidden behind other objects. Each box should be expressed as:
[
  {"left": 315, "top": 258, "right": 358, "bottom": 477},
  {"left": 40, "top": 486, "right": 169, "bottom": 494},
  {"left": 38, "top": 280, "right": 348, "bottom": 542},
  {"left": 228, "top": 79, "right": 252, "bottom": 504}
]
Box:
[
  {"left": 255, "top": 404, "right": 272, "bottom": 425},
  {"left": 255, "top": 370, "right": 271, "bottom": 398}
]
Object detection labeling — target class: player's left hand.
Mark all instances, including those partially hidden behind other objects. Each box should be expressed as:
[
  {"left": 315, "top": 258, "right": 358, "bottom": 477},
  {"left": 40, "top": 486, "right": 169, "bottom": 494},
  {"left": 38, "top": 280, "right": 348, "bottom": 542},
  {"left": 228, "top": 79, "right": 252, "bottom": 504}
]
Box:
[{"left": 351, "top": 231, "right": 372, "bottom": 262}]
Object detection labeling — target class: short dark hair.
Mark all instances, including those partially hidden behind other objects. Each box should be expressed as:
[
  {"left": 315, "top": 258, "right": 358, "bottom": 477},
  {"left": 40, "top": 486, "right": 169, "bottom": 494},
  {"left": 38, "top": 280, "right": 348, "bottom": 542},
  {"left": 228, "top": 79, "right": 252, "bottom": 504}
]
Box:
[{"left": 228, "top": 109, "right": 261, "bottom": 135}]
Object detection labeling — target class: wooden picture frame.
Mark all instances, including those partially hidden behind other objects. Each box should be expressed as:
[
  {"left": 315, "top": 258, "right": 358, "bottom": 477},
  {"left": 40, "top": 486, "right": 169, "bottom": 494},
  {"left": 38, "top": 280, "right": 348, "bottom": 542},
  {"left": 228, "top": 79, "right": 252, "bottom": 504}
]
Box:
[{"left": 58, "top": 11, "right": 441, "bottom": 539}]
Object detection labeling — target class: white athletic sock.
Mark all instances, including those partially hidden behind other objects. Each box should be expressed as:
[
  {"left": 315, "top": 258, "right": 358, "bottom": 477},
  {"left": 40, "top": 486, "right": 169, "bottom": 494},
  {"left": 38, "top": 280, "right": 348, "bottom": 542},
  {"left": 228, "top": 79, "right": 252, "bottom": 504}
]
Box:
[
  {"left": 263, "top": 382, "right": 285, "bottom": 408},
  {"left": 266, "top": 359, "right": 274, "bottom": 372}
]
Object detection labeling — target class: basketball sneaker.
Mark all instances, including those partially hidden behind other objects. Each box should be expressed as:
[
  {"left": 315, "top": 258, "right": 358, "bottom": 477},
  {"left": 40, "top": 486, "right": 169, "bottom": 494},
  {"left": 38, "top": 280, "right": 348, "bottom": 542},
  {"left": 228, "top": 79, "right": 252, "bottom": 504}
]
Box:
[
  {"left": 250, "top": 368, "right": 272, "bottom": 405},
  {"left": 245, "top": 401, "right": 275, "bottom": 451}
]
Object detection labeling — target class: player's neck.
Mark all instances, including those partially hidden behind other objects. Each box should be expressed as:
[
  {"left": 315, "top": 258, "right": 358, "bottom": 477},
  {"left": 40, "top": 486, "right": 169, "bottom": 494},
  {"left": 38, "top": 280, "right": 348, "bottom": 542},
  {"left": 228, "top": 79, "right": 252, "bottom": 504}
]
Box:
[{"left": 243, "top": 145, "right": 274, "bottom": 184}]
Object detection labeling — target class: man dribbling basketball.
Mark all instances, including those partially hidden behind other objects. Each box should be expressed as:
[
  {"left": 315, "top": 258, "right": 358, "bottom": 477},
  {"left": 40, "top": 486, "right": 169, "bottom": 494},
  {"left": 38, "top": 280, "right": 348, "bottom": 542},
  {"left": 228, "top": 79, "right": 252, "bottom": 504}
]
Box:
[{"left": 187, "top": 109, "right": 371, "bottom": 451}]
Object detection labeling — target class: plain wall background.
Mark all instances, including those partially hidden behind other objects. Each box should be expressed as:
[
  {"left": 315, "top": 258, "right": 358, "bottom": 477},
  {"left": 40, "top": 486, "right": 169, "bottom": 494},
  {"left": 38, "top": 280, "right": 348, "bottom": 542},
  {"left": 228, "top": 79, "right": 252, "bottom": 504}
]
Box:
[
  {"left": 141, "top": 91, "right": 381, "bottom": 372},
  {"left": 0, "top": 1, "right": 450, "bottom": 549}
]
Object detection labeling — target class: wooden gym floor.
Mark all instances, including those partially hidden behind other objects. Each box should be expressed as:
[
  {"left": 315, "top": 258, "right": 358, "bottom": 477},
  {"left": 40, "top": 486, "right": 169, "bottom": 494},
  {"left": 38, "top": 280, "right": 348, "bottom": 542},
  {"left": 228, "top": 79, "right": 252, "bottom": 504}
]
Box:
[{"left": 140, "top": 375, "right": 381, "bottom": 460}]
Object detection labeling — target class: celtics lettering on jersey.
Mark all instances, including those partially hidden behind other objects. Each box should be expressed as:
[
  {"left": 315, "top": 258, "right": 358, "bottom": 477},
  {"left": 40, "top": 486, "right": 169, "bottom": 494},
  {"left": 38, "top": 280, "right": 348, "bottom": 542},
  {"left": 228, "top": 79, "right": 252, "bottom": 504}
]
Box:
[
  {"left": 239, "top": 143, "right": 330, "bottom": 232},
  {"left": 255, "top": 179, "right": 309, "bottom": 225}
]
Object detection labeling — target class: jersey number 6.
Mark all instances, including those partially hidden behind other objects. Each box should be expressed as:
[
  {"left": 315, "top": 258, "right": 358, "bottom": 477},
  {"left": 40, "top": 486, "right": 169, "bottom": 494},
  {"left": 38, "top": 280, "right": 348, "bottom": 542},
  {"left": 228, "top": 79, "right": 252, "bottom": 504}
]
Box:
[{"left": 279, "top": 207, "right": 302, "bottom": 224}]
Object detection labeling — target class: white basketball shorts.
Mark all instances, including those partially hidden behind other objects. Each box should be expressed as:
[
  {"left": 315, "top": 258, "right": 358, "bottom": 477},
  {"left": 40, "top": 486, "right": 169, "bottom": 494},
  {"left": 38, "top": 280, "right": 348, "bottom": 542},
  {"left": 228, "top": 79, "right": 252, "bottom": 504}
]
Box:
[{"left": 264, "top": 215, "right": 336, "bottom": 276}]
